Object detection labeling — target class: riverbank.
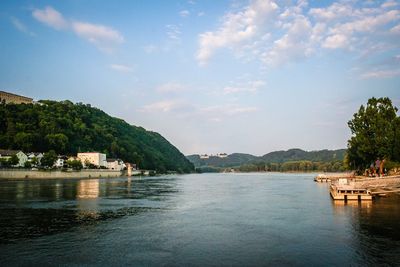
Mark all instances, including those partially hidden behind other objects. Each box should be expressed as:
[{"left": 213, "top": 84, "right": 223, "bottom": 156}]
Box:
[{"left": 0, "top": 169, "right": 122, "bottom": 179}]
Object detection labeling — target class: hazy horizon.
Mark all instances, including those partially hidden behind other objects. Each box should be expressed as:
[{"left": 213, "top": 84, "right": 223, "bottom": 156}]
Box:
[{"left": 1, "top": 0, "right": 399, "bottom": 155}]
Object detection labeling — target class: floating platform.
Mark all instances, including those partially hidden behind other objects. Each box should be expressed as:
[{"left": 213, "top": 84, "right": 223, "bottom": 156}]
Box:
[
  {"left": 330, "top": 184, "right": 373, "bottom": 201},
  {"left": 314, "top": 172, "right": 355, "bottom": 182}
]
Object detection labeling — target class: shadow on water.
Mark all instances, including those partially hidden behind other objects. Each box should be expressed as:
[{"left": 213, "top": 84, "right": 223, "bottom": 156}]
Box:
[
  {"left": 0, "top": 176, "right": 179, "bottom": 244},
  {"left": 332, "top": 194, "right": 400, "bottom": 265}
]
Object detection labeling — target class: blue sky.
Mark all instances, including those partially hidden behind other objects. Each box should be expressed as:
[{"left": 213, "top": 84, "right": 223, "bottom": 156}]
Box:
[{"left": 1, "top": 0, "right": 399, "bottom": 155}]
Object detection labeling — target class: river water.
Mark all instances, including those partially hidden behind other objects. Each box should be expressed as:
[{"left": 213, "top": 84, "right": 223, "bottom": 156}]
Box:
[{"left": 0, "top": 173, "right": 399, "bottom": 266}]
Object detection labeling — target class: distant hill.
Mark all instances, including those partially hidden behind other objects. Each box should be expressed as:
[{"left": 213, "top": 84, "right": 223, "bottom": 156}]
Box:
[
  {"left": 187, "top": 153, "right": 258, "bottom": 168},
  {"left": 0, "top": 100, "right": 194, "bottom": 173},
  {"left": 260, "top": 148, "right": 346, "bottom": 163},
  {"left": 187, "top": 148, "right": 346, "bottom": 172}
]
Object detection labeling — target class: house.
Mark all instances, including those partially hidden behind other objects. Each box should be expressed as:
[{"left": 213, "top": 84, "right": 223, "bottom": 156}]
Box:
[
  {"left": 106, "top": 158, "right": 125, "bottom": 171},
  {"left": 217, "top": 153, "right": 228, "bottom": 158},
  {"left": 27, "top": 152, "right": 44, "bottom": 166},
  {"left": 55, "top": 155, "right": 68, "bottom": 168},
  {"left": 77, "top": 152, "right": 107, "bottom": 168},
  {"left": 0, "top": 91, "right": 33, "bottom": 104},
  {"left": 200, "top": 154, "right": 210, "bottom": 159},
  {"left": 0, "top": 149, "right": 28, "bottom": 167}
]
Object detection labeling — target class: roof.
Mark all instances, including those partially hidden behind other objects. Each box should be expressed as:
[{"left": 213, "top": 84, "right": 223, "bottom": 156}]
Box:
[
  {"left": 0, "top": 91, "right": 33, "bottom": 100},
  {"left": 0, "top": 149, "right": 22, "bottom": 156}
]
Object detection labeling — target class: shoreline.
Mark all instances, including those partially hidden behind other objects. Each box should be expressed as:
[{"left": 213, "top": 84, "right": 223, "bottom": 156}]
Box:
[{"left": 0, "top": 169, "right": 122, "bottom": 180}]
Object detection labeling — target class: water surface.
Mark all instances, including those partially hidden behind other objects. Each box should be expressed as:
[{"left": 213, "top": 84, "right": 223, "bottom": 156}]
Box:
[{"left": 0, "top": 173, "right": 399, "bottom": 266}]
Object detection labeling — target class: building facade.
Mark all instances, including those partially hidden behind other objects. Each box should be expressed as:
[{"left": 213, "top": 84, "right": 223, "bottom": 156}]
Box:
[
  {"left": 0, "top": 91, "right": 33, "bottom": 104},
  {"left": 0, "top": 150, "right": 28, "bottom": 167},
  {"left": 77, "top": 152, "right": 107, "bottom": 167},
  {"left": 106, "top": 159, "right": 125, "bottom": 171}
]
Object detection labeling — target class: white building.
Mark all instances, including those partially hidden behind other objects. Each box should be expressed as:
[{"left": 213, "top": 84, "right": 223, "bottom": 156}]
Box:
[
  {"left": 77, "top": 152, "right": 107, "bottom": 168},
  {"left": 106, "top": 159, "right": 125, "bottom": 171},
  {"left": 54, "top": 156, "right": 68, "bottom": 168},
  {"left": 200, "top": 154, "right": 209, "bottom": 159},
  {"left": 0, "top": 149, "right": 28, "bottom": 167},
  {"left": 217, "top": 153, "right": 228, "bottom": 158},
  {"left": 27, "top": 152, "right": 44, "bottom": 166}
]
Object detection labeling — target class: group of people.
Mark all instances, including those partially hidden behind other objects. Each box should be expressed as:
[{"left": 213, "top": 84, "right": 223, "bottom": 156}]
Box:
[{"left": 365, "top": 158, "right": 386, "bottom": 177}]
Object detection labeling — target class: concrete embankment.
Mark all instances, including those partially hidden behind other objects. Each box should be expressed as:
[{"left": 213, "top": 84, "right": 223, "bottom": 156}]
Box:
[{"left": 0, "top": 169, "right": 122, "bottom": 179}]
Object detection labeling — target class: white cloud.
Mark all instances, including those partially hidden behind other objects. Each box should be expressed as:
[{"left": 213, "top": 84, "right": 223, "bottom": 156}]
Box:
[
  {"left": 382, "top": 1, "right": 398, "bottom": 8},
  {"left": 156, "top": 82, "right": 186, "bottom": 93},
  {"left": 110, "top": 64, "right": 134, "bottom": 73},
  {"left": 262, "top": 15, "right": 313, "bottom": 65},
  {"left": 200, "top": 104, "right": 258, "bottom": 116},
  {"left": 143, "top": 44, "right": 158, "bottom": 54},
  {"left": 166, "top": 24, "right": 181, "bottom": 41},
  {"left": 32, "top": 6, "right": 68, "bottom": 30},
  {"left": 32, "top": 6, "right": 124, "bottom": 52},
  {"left": 360, "top": 69, "right": 400, "bottom": 79},
  {"left": 180, "top": 10, "right": 190, "bottom": 17},
  {"left": 196, "top": 0, "right": 400, "bottom": 67},
  {"left": 196, "top": 0, "right": 279, "bottom": 65},
  {"left": 71, "top": 21, "right": 124, "bottom": 52},
  {"left": 140, "top": 100, "right": 192, "bottom": 113},
  {"left": 11, "top": 17, "right": 35, "bottom": 36},
  {"left": 198, "top": 12, "right": 205, "bottom": 17},
  {"left": 322, "top": 34, "right": 348, "bottom": 49},
  {"left": 223, "top": 80, "right": 265, "bottom": 94},
  {"left": 309, "top": 2, "right": 353, "bottom": 21},
  {"left": 391, "top": 24, "right": 400, "bottom": 34}
]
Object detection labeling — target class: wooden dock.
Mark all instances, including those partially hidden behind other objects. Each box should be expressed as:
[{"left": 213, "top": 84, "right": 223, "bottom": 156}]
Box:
[
  {"left": 330, "top": 184, "right": 372, "bottom": 201},
  {"left": 329, "top": 175, "right": 400, "bottom": 201},
  {"left": 314, "top": 172, "right": 355, "bottom": 182}
]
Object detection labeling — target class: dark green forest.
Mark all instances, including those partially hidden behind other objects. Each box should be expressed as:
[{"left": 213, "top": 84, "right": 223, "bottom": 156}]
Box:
[{"left": 0, "top": 100, "right": 194, "bottom": 173}]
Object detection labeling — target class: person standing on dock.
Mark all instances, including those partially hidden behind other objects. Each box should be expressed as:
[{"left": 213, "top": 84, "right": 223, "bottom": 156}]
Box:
[
  {"left": 375, "top": 158, "right": 381, "bottom": 177},
  {"left": 379, "top": 159, "right": 385, "bottom": 177}
]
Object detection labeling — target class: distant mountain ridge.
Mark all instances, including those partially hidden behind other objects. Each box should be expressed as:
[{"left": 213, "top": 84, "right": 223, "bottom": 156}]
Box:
[{"left": 187, "top": 148, "right": 346, "bottom": 169}]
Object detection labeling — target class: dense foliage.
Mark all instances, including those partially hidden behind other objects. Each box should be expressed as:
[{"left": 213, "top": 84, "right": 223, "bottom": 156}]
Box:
[
  {"left": 0, "top": 101, "right": 194, "bottom": 173},
  {"left": 188, "top": 149, "right": 346, "bottom": 172},
  {"left": 347, "top": 97, "right": 400, "bottom": 171}
]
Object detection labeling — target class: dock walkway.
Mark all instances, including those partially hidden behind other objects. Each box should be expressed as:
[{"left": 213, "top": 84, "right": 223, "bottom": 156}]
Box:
[{"left": 329, "top": 175, "right": 400, "bottom": 201}]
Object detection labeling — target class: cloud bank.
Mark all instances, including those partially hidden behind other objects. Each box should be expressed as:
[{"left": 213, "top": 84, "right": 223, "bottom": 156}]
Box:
[{"left": 32, "top": 6, "right": 124, "bottom": 52}]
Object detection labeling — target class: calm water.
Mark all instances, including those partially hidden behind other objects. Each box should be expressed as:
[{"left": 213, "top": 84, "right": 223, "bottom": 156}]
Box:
[{"left": 0, "top": 173, "right": 399, "bottom": 266}]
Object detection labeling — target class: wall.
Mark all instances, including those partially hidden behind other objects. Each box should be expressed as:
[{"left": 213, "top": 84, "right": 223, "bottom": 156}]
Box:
[{"left": 0, "top": 169, "right": 122, "bottom": 179}]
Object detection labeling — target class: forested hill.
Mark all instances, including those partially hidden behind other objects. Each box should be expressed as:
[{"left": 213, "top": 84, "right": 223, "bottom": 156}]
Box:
[
  {"left": 0, "top": 100, "right": 194, "bottom": 173},
  {"left": 187, "top": 148, "right": 346, "bottom": 169}
]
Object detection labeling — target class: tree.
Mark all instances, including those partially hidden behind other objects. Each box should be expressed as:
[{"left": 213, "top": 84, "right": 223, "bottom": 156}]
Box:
[
  {"left": 66, "top": 159, "right": 83, "bottom": 170},
  {"left": 41, "top": 150, "right": 57, "bottom": 168},
  {"left": 347, "top": 97, "right": 399, "bottom": 171},
  {"left": 9, "top": 154, "right": 19, "bottom": 166},
  {"left": 45, "top": 133, "right": 69, "bottom": 153}
]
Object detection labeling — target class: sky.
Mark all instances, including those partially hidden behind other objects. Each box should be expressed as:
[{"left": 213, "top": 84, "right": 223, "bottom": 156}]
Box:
[{"left": 1, "top": 0, "right": 399, "bottom": 156}]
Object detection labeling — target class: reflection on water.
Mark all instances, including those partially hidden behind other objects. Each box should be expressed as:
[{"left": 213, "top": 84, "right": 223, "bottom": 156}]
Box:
[
  {"left": 0, "top": 174, "right": 399, "bottom": 266},
  {"left": 0, "top": 177, "right": 178, "bottom": 244},
  {"left": 77, "top": 179, "right": 99, "bottom": 199},
  {"left": 332, "top": 194, "right": 400, "bottom": 265}
]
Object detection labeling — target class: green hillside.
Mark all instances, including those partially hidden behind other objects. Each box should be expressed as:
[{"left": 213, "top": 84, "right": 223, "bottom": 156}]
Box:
[
  {"left": 187, "top": 149, "right": 346, "bottom": 172},
  {"left": 0, "top": 100, "right": 194, "bottom": 173}
]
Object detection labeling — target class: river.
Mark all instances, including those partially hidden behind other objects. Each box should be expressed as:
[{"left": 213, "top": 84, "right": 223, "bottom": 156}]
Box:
[{"left": 0, "top": 173, "right": 399, "bottom": 266}]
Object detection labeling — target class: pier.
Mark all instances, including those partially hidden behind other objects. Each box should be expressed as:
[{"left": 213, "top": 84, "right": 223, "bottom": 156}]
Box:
[
  {"left": 314, "top": 172, "right": 355, "bottom": 182},
  {"left": 329, "top": 175, "right": 400, "bottom": 201}
]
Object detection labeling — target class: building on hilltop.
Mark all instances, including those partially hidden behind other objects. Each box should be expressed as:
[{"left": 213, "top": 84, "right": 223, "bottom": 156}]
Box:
[
  {"left": 0, "top": 91, "right": 33, "bottom": 104},
  {"left": 217, "top": 153, "right": 228, "bottom": 158},
  {"left": 77, "top": 152, "right": 107, "bottom": 168}
]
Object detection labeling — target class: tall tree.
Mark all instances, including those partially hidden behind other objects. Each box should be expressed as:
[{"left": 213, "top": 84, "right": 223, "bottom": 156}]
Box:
[{"left": 347, "top": 97, "right": 399, "bottom": 170}]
